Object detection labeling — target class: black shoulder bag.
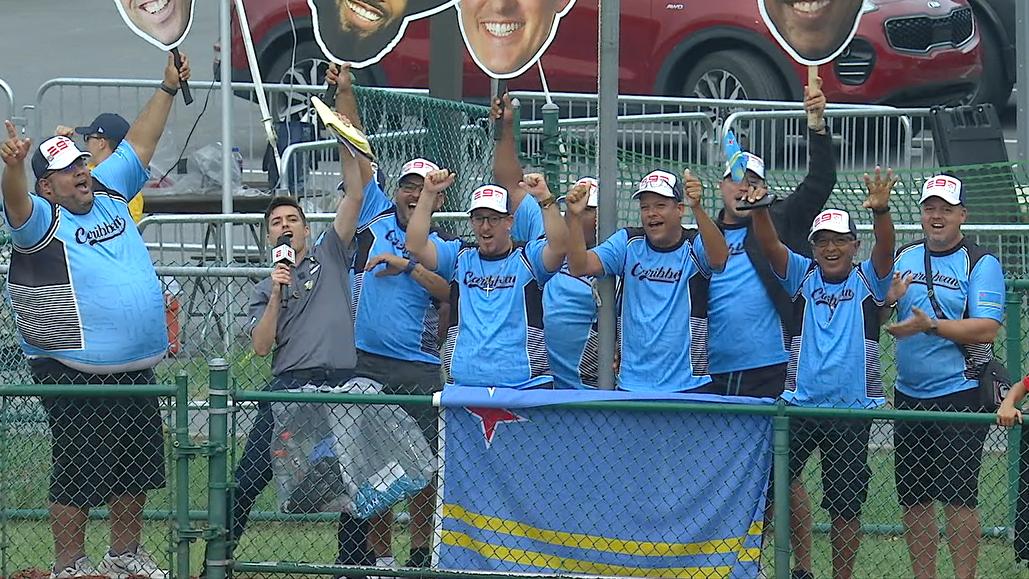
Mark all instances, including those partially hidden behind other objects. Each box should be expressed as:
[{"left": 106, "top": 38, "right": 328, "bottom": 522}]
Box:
[{"left": 922, "top": 248, "right": 1010, "bottom": 411}]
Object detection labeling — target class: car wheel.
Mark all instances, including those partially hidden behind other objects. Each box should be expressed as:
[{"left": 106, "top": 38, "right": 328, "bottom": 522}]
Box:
[
  {"left": 967, "top": 20, "right": 1012, "bottom": 111},
  {"left": 681, "top": 49, "right": 789, "bottom": 160},
  {"left": 264, "top": 41, "right": 379, "bottom": 122}
]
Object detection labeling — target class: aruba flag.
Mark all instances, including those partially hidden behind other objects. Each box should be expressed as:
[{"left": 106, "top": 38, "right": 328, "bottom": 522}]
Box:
[{"left": 436, "top": 387, "right": 774, "bottom": 579}]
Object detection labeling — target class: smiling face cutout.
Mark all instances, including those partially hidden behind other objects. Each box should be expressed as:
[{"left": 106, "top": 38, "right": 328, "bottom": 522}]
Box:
[
  {"left": 458, "top": 0, "right": 575, "bottom": 79},
  {"left": 114, "top": 0, "right": 196, "bottom": 51},
  {"left": 759, "top": 0, "right": 864, "bottom": 66},
  {"left": 310, "top": 0, "right": 457, "bottom": 67}
]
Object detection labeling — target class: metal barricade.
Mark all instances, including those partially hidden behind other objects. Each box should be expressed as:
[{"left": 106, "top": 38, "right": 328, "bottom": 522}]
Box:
[
  {"left": 138, "top": 212, "right": 470, "bottom": 267},
  {"left": 510, "top": 91, "right": 935, "bottom": 173},
  {"left": 519, "top": 112, "right": 717, "bottom": 179},
  {"left": 723, "top": 108, "right": 935, "bottom": 172},
  {"left": 277, "top": 122, "right": 493, "bottom": 211},
  {"left": 0, "top": 78, "right": 13, "bottom": 123}
]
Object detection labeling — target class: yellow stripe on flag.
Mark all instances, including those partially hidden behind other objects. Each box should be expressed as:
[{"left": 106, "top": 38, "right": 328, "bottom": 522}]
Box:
[
  {"left": 443, "top": 503, "right": 760, "bottom": 558},
  {"left": 441, "top": 529, "right": 734, "bottom": 579}
]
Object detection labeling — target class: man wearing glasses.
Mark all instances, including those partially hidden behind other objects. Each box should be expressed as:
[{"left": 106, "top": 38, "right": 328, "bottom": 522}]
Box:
[
  {"left": 406, "top": 172, "right": 569, "bottom": 390},
  {"left": 747, "top": 169, "right": 896, "bottom": 579},
  {"left": 348, "top": 155, "right": 453, "bottom": 573},
  {"left": 0, "top": 53, "right": 190, "bottom": 579}
]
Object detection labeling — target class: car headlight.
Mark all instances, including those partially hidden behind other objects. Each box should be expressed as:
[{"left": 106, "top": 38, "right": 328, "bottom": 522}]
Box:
[{"left": 861, "top": 0, "right": 879, "bottom": 14}]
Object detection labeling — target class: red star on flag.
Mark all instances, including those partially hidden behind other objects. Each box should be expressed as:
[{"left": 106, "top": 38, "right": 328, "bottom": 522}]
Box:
[{"left": 466, "top": 407, "right": 526, "bottom": 447}]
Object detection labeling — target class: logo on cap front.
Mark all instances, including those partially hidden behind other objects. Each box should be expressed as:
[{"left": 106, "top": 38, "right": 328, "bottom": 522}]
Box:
[
  {"left": 639, "top": 171, "right": 675, "bottom": 191},
  {"left": 44, "top": 137, "right": 75, "bottom": 163},
  {"left": 401, "top": 159, "right": 438, "bottom": 175}
]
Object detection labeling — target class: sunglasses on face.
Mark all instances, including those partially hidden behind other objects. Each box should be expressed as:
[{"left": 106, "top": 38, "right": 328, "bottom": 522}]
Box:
[{"left": 398, "top": 181, "right": 423, "bottom": 193}]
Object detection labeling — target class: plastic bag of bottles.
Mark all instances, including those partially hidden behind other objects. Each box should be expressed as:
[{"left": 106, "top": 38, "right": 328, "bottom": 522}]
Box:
[{"left": 270, "top": 377, "right": 435, "bottom": 519}]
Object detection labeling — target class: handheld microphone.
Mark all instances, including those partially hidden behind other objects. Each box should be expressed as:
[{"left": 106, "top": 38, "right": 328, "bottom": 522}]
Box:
[{"left": 272, "top": 233, "right": 296, "bottom": 308}]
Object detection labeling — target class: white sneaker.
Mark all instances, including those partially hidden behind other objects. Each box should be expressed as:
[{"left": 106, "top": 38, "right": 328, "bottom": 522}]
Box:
[
  {"left": 98, "top": 546, "right": 168, "bottom": 579},
  {"left": 368, "top": 556, "right": 396, "bottom": 579},
  {"left": 50, "top": 556, "right": 100, "bottom": 579}
]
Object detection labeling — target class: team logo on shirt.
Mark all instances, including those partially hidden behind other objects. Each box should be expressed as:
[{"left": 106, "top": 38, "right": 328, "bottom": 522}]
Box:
[
  {"left": 464, "top": 272, "right": 517, "bottom": 293},
  {"left": 385, "top": 229, "right": 411, "bottom": 258},
  {"left": 75, "top": 216, "right": 127, "bottom": 246},
  {"left": 903, "top": 269, "right": 960, "bottom": 290},
  {"left": 812, "top": 287, "right": 854, "bottom": 316},
  {"left": 630, "top": 263, "right": 682, "bottom": 283}
]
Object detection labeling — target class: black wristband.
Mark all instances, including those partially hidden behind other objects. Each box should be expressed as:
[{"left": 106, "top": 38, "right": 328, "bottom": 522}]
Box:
[
  {"left": 403, "top": 259, "right": 418, "bottom": 274},
  {"left": 159, "top": 82, "right": 179, "bottom": 97},
  {"left": 871, "top": 206, "right": 890, "bottom": 215}
]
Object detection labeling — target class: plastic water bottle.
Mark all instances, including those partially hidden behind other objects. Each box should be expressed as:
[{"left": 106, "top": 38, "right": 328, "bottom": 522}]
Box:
[{"left": 231, "top": 146, "right": 244, "bottom": 190}]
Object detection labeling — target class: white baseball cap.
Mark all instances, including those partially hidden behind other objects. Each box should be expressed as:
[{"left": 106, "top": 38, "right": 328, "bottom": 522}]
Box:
[
  {"left": 808, "top": 209, "right": 857, "bottom": 242},
  {"left": 723, "top": 152, "right": 766, "bottom": 180},
  {"left": 398, "top": 158, "right": 439, "bottom": 181},
  {"left": 632, "top": 170, "right": 683, "bottom": 201},
  {"left": 919, "top": 175, "right": 964, "bottom": 206},
  {"left": 32, "top": 136, "right": 90, "bottom": 180},
  {"left": 468, "top": 184, "right": 509, "bottom": 215},
  {"left": 575, "top": 177, "right": 599, "bottom": 208}
]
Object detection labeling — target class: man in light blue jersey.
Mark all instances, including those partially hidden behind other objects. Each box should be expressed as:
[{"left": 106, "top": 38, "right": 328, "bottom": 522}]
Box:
[
  {"left": 564, "top": 169, "right": 729, "bottom": 393},
  {"left": 885, "top": 174, "right": 1004, "bottom": 579},
  {"left": 748, "top": 169, "right": 896, "bottom": 579},
  {"left": 330, "top": 67, "right": 453, "bottom": 572},
  {"left": 407, "top": 171, "right": 568, "bottom": 389},
  {"left": 352, "top": 158, "right": 452, "bottom": 572},
  {"left": 0, "top": 54, "right": 190, "bottom": 579},
  {"left": 695, "top": 77, "right": 831, "bottom": 400},
  {"left": 491, "top": 93, "right": 543, "bottom": 242},
  {"left": 544, "top": 177, "right": 600, "bottom": 389}
]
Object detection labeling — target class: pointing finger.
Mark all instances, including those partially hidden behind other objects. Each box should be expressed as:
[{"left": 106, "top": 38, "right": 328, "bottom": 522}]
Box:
[{"left": 4, "top": 120, "right": 16, "bottom": 140}]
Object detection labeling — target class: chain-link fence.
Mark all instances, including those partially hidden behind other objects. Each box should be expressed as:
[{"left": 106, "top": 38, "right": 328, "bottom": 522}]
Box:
[
  {"left": 218, "top": 387, "right": 1029, "bottom": 579},
  {"left": 0, "top": 381, "right": 191, "bottom": 579}
]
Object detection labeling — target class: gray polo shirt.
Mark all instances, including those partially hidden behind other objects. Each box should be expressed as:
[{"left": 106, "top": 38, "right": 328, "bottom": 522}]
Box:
[{"left": 248, "top": 227, "right": 357, "bottom": 375}]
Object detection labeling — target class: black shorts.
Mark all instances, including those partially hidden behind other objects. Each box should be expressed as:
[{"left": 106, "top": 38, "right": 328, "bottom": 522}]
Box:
[
  {"left": 789, "top": 416, "right": 872, "bottom": 520},
  {"left": 894, "top": 388, "right": 989, "bottom": 509},
  {"left": 356, "top": 350, "right": 442, "bottom": 453},
  {"left": 31, "top": 359, "right": 167, "bottom": 508},
  {"left": 695, "top": 363, "right": 786, "bottom": 399}
]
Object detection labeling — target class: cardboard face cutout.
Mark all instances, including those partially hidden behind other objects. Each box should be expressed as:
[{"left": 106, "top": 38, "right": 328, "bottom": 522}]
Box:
[
  {"left": 114, "top": 0, "right": 196, "bottom": 51},
  {"left": 758, "top": 0, "right": 864, "bottom": 66},
  {"left": 458, "top": 0, "right": 576, "bottom": 79},
  {"left": 310, "top": 0, "right": 456, "bottom": 67}
]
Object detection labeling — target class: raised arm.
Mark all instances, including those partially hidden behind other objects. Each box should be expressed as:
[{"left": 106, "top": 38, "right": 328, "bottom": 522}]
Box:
[
  {"left": 746, "top": 184, "right": 789, "bottom": 277},
  {"left": 564, "top": 182, "right": 606, "bottom": 277},
  {"left": 124, "top": 52, "right": 190, "bottom": 167},
  {"left": 492, "top": 94, "right": 524, "bottom": 194},
  {"left": 863, "top": 167, "right": 896, "bottom": 279},
  {"left": 683, "top": 169, "right": 727, "bottom": 271},
  {"left": 326, "top": 63, "right": 373, "bottom": 186},
  {"left": 332, "top": 121, "right": 369, "bottom": 245},
  {"left": 0, "top": 120, "right": 32, "bottom": 229},
  {"left": 779, "top": 77, "right": 835, "bottom": 230},
  {"left": 407, "top": 169, "right": 456, "bottom": 271},
  {"left": 520, "top": 173, "right": 566, "bottom": 271}
]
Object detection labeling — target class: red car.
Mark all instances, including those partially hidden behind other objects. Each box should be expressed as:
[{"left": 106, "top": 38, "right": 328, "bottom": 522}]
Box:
[{"left": 221, "top": 0, "right": 981, "bottom": 111}]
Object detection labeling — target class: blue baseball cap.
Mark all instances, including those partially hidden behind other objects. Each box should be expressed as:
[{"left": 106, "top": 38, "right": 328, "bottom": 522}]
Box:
[{"left": 74, "top": 113, "right": 130, "bottom": 146}]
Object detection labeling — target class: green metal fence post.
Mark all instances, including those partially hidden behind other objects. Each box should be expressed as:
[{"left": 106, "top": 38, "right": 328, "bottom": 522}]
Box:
[
  {"left": 207, "top": 359, "right": 231, "bottom": 579},
  {"left": 174, "top": 373, "right": 192, "bottom": 579},
  {"left": 542, "top": 101, "right": 560, "bottom": 187},
  {"left": 773, "top": 406, "right": 791, "bottom": 579},
  {"left": 1006, "top": 289, "right": 1024, "bottom": 541}
]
